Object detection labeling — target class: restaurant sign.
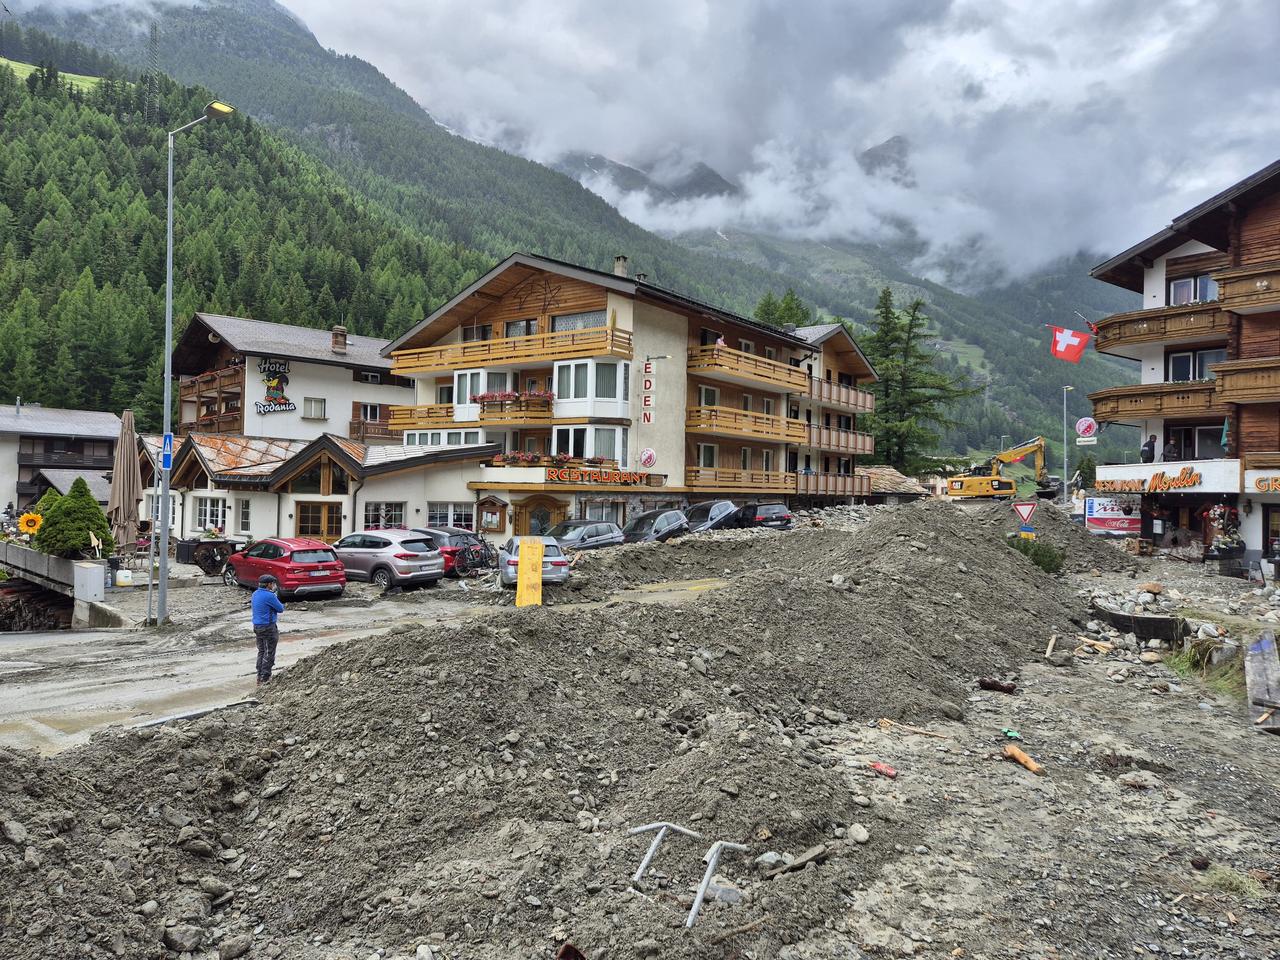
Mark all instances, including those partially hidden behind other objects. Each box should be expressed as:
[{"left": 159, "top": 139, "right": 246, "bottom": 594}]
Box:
[
  {"left": 1253, "top": 475, "right": 1280, "bottom": 493},
  {"left": 544, "top": 467, "right": 649, "bottom": 485},
  {"left": 255, "top": 358, "right": 296, "bottom": 415},
  {"left": 1095, "top": 466, "right": 1203, "bottom": 494}
]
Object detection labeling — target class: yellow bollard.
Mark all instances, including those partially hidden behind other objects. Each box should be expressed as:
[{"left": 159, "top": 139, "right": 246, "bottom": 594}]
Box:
[{"left": 515, "top": 536, "right": 544, "bottom": 608}]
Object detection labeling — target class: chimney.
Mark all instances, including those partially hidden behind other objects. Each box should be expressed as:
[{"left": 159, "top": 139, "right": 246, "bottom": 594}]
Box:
[
  {"left": 635, "top": 272, "right": 648, "bottom": 282},
  {"left": 331, "top": 325, "right": 348, "bottom": 355},
  {"left": 613, "top": 255, "right": 629, "bottom": 277},
  {"left": 783, "top": 323, "right": 797, "bottom": 334},
  {"left": 14, "top": 397, "right": 20, "bottom": 416}
]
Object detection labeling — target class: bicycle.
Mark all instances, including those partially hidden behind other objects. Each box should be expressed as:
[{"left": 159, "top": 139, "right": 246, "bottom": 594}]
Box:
[{"left": 452, "top": 539, "right": 497, "bottom": 576}]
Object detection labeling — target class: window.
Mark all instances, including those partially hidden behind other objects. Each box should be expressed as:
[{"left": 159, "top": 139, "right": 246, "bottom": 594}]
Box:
[
  {"left": 436, "top": 384, "right": 454, "bottom": 404},
  {"left": 146, "top": 494, "right": 176, "bottom": 527},
  {"left": 789, "top": 403, "right": 800, "bottom": 419},
  {"left": 742, "top": 394, "right": 753, "bottom": 412},
  {"left": 237, "top": 498, "right": 251, "bottom": 534},
  {"left": 526, "top": 377, "right": 540, "bottom": 393},
  {"left": 360, "top": 403, "right": 381, "bottom": 422},
  {"left": 291, "top": 463, "right": 323, "bottom": 493},
  {"left": 740, "top": 448, "right": 751, "bottom": 470},
  {"left": 551, "top": 310, "right": 606, "bottom": 332},
  {"left": 764, "top": 347, "right": 776, "bottom": 361},
  {"left": 554, "top": 426, "right": 587, "bottom": 458},
  {"left": 358, "top": 371, "right": 382, "bottom": 384},
  {"left": 1169, "top": 275, "right": 1218, "bottom": 306},
  {"left": 1195, "top": 426, "right": 1226, "bottom": 460},
  {"left": 426, "top": 503, "right": 451, "bottom": 526},
  {"left": 838, "top": 372, "right": 854, "bottom": 387},
  {"left": 193, "top": 496, "right": 227, "bottom": 532},
  {"left": 698, "top": 385, "right": 720, "bottom": 407},
  {"left": 1197, "top": 348, "right": 1227, "bottom": 380},
  {"left": 787, "top": 450, "right": 799, "bottom": 472},
  {"left": 622, "top": 362, "right": 630, "bottom": 399},
  {"left": 486, "top": 371, "right": 509, "bottom": 393},
  {"left": 698, "top": 444, "right": 717, "bottom": 468},
  {"left": 364, "top": 502, "right": 406, "bottom": 529},
  {"left": 837, "top": 457, "right": 850, "bottom": 475},
  {"left": 452, "top": 503, "right": 474, "bottom": 529},
  {"left": 455, "top": 370, "right": 482, "bottom": 404},
  {"left": 763, "top": 450, "right": 774, "bottom": 472},
  {"left": 700, "top": 328, "right": 723, "bottom": 346},
  {"left": 1265, "top": 504, "right": 1280, "bottom": 557},
  {"left": 461, "top": 324, "right": 491, "bottom": 342},
  {"left": 556, "top": 361, "right": 589, "bottom": 399},
  {"left": 583, "top": 500, "right": 623, "bottom": 523},
  {"left": 594, "top": 427, "right": 616, "bottom": 461},
  {"left": 596, "top": 362, "right": 618, "bottom": 399},
  {"left": 739, "top": 339, "right": 754, "bottom": 353},
  {"left": 506, "top": 319, "right": 536, "bottom": 338},
  {"left": 329, "top": 462, "right": 349, "bottom": 495},
  {"left": 303, "top": 397, "right": 326, "bottom": 419},
  {"left": 444, "top": 430, "right": 482, "bottom": 445},
  {"left": 837, "top": 413, "right": 853, "bottom": 431},
  {"left": 425, "top": 503, "right": 473, "bottom": 529},
  {"left": 763, "top": 398, "right": 775, "bottom": 416},
  {"left": 621, "top": 428, "right": 628, "bottom": 467},
  {"left": 1167, "top": 347, "right": 1227, "bottom": 382}
]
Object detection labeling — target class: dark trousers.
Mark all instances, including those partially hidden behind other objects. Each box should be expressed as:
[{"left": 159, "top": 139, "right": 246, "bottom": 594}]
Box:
[{"left": 254, "top": 623, "right": 279, "bottom": 682}]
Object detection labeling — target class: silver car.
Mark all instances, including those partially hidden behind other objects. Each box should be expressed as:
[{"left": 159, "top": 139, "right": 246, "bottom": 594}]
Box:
[
  {"left": 498, "top": 536, "right": 571, "bottom": 589},
  {"left": 332, "top": 529, "right": 445, "bottom": 589}
]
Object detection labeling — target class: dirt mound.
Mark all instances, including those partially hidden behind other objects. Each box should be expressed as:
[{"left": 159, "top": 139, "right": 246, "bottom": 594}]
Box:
[
  {"left": 966, "top": 500, "right": 1140, "bottom": 574},
  {"left": 0, "top": 501, "right": 1085, "bottom": 960}
]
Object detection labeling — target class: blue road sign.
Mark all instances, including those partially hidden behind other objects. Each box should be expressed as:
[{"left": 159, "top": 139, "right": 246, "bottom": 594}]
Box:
[{"left": 161, "top": 432, "right": 174, "bottom": 471}]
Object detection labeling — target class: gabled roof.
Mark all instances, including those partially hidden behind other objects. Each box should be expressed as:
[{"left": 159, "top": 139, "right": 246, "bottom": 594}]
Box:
[
  {"left": 383, "top": 252, "right": 816, "bottom": 355},
  {"left": 33, "top": 468, "right": 112, "bottom": 503},
  {"left": 0, "top": 404, "right": 120, "bottom": 439},
  {"left": 792, "top": 321, "right": 879, "bottom": 382},
  {"left": 1092, "top": 156, "right": 1280, "bottom": 292},
  {"left": 173, "top": 314, "right": 395, "bottom": 376},
  {"left": 862, "top": 465, "right": 928, "bottom": 497}
]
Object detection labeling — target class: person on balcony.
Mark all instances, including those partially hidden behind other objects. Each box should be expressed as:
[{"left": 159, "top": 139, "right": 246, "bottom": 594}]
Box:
[
  {"left": 1161, "top": 439, "right": 1181, "bottom": 462},
  {"left": 1140, "top": 435, "right": 1156, "bottom": 463}
]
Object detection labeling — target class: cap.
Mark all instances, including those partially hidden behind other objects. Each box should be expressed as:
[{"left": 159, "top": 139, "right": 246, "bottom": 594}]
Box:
[{"left": 258, "top": 574, "right": 278, "bottom": 587}]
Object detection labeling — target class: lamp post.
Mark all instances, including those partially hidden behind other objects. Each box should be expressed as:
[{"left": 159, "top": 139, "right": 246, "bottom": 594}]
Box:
[
  {"left": 157, "top": 100, "right": 235, "bottom": 624},
  {"left": 998, "top": 434, "right": 1010, "bottom": 452},
  {"left": 1061, "top": 385, "right": 1074, "bottom": 504}
]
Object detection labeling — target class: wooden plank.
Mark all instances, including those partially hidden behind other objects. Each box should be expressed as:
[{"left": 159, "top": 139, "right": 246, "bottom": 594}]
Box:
[{"left": 1244, "top": 630, "right": 1280, "bottom": 734}]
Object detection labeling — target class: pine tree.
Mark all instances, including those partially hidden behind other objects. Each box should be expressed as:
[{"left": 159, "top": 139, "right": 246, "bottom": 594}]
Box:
[
  {"left": 776, "top": 289, "right": 811, "bottom": 327},
  {"left": 34, "top": 476, "right": 114, "bottom": 557},
  {"left": 753, "top": 291, "right": 780, "bottom": 325}
]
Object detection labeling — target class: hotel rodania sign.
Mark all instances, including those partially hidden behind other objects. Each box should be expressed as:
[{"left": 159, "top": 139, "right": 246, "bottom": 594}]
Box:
[
  {"left": 255, "top": 358, "right": 296, "bottom": 415},
  {"left": 1095, "top": 466, "right": 1203, "bottom": 494}
]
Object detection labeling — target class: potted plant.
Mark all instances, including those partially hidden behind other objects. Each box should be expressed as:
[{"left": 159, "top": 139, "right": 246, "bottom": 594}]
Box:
[{"left": 553, "top": 452, "right": 573, "bottom": 466}]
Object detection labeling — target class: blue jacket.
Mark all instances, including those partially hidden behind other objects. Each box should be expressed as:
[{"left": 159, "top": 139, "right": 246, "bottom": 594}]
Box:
[{"left": 251, "top": 588, "right": 284, "bottom": 627}]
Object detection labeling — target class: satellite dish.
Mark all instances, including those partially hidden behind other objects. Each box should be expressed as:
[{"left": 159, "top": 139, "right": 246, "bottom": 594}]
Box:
[{"left": 208, "top": 333, "right": 222, "bottom": 343}]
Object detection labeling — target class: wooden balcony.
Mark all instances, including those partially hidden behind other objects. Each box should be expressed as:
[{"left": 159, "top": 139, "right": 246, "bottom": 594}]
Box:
[
  {"left": 796, "top": 472, "right": 867, "bottom": 497},
  {"left": 685, "top": 405, "right": 806, "bottom": 444},
  {"left": 478, "top": 396, "right": 554, "bottom": 427},
  {"left": 388, "top": 404, "right": 467, "bottom": 431},
  {"left": 1214, "top": 261, "right": 1280, "bottom": 314},
  {"left": 687, "top": 345, "right": 809, "bottom": 392},
  {"left": 179, "top": 410, "right": 243, "bottom": 435},
  {"left": 807, "top": 425, "right": 874, "bottom": 454},
  {"left": 1094, "top": 303, "right": 1230, "bottom": 356},
  {"left": 179, "top": 365, "right": 245, "bottom": 399},
  {"left": 349, "top": 419, "right": 395, "bottom": 442},
  {"left": 1245, "top": 452, "right": 1280, "bottom": 470},
  {"left": 1211, "top": 356, "right": 1280, "bottom": 404},
  {"left": 16, "top": 451, "right": 115, "bottom": 469},
  {"left": 391, "top": 327, "right": 633, "bottom": 375},
  {"left": 490, "top": 455, "right": 619, "bottom": 470},
  {"left": 684, "top": 467, "right": 797, "bottom": 493},
  {"left": 808, "top": 377, "right": 875, "bottom": 412},
  {"left": 1089, "top": 381, "right": 1229, "bottom": 422}
]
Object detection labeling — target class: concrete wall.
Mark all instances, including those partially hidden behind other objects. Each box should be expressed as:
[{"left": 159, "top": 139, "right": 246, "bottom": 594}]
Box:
[
  {"left": 0, "top": 435, "right": 18, "bottom": 510},
  {"left": 239, "top": 354, "right": 413, "bottom": 440},
  {"left": 630, "top": 301, "right": 690, "bottom": 481},
  {"left": 1142, "top": 240, "right": 1216, "bottom": 306}
]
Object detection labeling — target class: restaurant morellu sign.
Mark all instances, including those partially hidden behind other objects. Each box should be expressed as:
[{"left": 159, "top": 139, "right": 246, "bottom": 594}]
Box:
[
  {"left": 1094, "top": 466, "right": 1203, "bottom": 494},
  {"left": 544, "top": 467, "right": 649, "bottom": 485}
]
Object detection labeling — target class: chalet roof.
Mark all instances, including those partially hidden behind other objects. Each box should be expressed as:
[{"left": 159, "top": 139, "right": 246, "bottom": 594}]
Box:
[
  {"left": 862, "top": 465, "right": 929, "bottom": 497},
  {"left": 187, "top": 435, "right": 310, "bottom": 481},
  {"left": 792, "top": 322, "right": 843, "bottom": 343},
  {"left": 383, "top": 252, "right": 816, "bottom": 355},
  {"left": 0, "top": 404, "right": 121, "bottom": 439},
  {"left": 1092, "top": 156, "right": 1280, "bottom": 291},
  {"left": 791, "top": 321, "right": 879, "bottom": 381},
  {"left": 33, "top": 468, "right": 112, "bottom": 503},
  {"left": 173, "top": 314, "right": 395, "bottom": 376}
]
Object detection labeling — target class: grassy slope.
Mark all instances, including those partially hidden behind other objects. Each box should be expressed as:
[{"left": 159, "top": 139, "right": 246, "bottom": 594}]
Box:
[{"left": 0, "top": 54, "right": 101, "bottom": 89}]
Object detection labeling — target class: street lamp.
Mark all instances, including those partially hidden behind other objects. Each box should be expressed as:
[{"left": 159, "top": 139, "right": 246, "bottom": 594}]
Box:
[
  {"left": 998, "top": 434, "right": 1010, "bottom": 451},
  {"left": 1062, "top": 385, "right": 1075, "bottom": 504},
  {"left": 158, "top": 100, "right": 235, "bottom": 624}
]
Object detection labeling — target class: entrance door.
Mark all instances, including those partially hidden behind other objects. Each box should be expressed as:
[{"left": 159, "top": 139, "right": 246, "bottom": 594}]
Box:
[
  {"left": 513, "top": 496, "right": 567, "bottom": 536},
  {"left": 296, "top": 502, "right": 343, "bottom": 542}
]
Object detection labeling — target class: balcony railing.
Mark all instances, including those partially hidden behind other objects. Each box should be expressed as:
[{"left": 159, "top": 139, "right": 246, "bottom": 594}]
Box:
[
  {"left": 180, "top": 410, "right": 243, "bottom": 435},
  {"left": 391, "top": 327, "right": 633, "bottom": 375},
  {"left": 1214, "top": 261, "right": 1280, "bottom": 314},
  {"left": 349, "top": 419, "right": 395, "bottom": 441},
  {"left": 1211, "top": 356, "right": 1280, "bottom": 404},
  {"left": 478, "top": 396, "right": 555, "bottom": 426},
  {"left": 796, "top": 472, "right": 868, "bottom": 497},
  {"left": 489, "top": 455, "right": 619, "bottom": 470},
  {"left": 1089, "top": 380, "right": 1228, "bottom": 422},
  {"left": 388, "top": 404, "right": 464, "bottom": 431},
  {"left": 16, "top": 451, "right": 115, "bottom": 469},
  {"left": 684, "top": 467, "right": 798, "bottom": 492},
  {"left": 687, "top": 345, "right": 809, "bottom": 392},
  {"left": 1094, "top": 303, "right": 1230, "bottom": 355},
  {"left": 807, "top": 425, "right": 874, "bottom": 454},
  {"left": 178, "top": 365, "right": 246, "bottom": 398},
  {"left": 808, "top": 377, "right": 875, "bottom": 412},
  {"left": 685, "top": 405, "right": 806, "bottom": 443}
]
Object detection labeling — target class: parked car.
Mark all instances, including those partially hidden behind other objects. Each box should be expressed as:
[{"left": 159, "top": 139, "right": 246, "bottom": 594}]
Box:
[
  {"left": 622, "top": 509, "right": 690, "bottom": 544},
  {"left": 684, "top": 499, "right": 739, "bottom": 533},
  {"left": 222, "top": 537, "right": 345, "bottom": 598},
  {"left": 733, "top": 501, "right": 795, "bottom": 530},
  {"left": 412, "top": 526, "right": 487, "bottom": 576},
  {"left": 332, "top": 529, "right": 444, "bottom": 589},
  {"left": 547, "top": 519, "right": 624, "bottom": 551},
  {"left": 497, "top": 536, "right": 571, "bottom": 588}
]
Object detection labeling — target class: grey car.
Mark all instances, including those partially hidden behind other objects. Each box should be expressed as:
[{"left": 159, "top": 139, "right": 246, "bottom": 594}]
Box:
[
  {"left": 497, "top": 536, "right": 571, "bottom": 588},
  {"left": 332, "top": 529, "right": 445, "bottom": 589},
  {"left": 547, "top": 519, "right": 624, "bottom": 552}
]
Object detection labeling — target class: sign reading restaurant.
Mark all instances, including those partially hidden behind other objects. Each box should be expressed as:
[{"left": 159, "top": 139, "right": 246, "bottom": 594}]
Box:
[
  {"left": 1095, "top": 466, "right": 1203, "bottom": 494},
  {"left": 544, "top": 468, "right": 649, "bottom": 485}
]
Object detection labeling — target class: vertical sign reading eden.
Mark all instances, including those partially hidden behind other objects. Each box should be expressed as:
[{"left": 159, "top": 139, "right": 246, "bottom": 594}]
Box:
[{"left": 642, "top": 360, "right": 655, "bottom": 424}]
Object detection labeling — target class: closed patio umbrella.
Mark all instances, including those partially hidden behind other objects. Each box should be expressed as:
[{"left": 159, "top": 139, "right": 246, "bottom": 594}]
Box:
[{"left": 107, "top": 409, "right": 143, "bottom": 551}]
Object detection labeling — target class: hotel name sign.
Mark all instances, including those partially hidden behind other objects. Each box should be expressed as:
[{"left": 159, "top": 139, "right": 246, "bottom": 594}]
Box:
[
  {"left": 1095, "top": 466, "right": 1203, "bottom": 494},
  {"left": 544, "top": 468, "right": 649, "bottom": 485}
]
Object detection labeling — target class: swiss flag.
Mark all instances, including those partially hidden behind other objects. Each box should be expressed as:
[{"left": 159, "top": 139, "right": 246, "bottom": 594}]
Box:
[{"left": 1050, "top": 326, "right": 1089, "bottom": 363}]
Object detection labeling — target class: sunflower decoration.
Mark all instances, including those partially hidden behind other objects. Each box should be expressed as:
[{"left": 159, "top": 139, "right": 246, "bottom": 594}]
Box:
[{"left": 18, "top": 512, "right": 42, "bottom": 536}]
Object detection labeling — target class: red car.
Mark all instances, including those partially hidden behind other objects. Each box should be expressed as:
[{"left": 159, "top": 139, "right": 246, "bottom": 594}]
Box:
[{"left": 222, "top": 537, "right": 346, "bottom": 598}]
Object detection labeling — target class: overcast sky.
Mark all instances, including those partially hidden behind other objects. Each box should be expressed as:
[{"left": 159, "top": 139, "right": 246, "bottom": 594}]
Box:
[{"left": 284, "top": 0, "right": 1280, "bottom": 280}]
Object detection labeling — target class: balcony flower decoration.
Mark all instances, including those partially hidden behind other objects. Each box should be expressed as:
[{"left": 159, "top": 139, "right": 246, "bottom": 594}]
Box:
[
  {"left": 1206, "top": 503, "right": 1243, "bottom": 554},
  {"left": 584, "top": 456, "right": 605, "bottom": 466},
  {"left": 17, "top": 512, "right": 42, "bottom": 537},
  {"left": 474, "top": 391, "right": 519, "bottom": 404},
  {"left": 504, "top": 450, "right": 540, "bottom": 465},
  {"left": 553, "top": 452, "right": 573, "bottom": 465},
  {"left": 521, "top": 389, "right": 555, "bottom": 402}
]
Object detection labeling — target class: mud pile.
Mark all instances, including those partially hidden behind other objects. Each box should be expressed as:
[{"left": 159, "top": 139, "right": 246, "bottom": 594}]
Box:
[
  {"left": 967, "top": 500, "right": 1140, "bottom": 574},
  {"left": 0, "top": 501, "right": 1085, "bottom": 960}
]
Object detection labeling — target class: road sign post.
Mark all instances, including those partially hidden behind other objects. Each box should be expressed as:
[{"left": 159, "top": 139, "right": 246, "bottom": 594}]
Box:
[{"left": 1012, "top": 502, "right": 1038, "bottom": 525}]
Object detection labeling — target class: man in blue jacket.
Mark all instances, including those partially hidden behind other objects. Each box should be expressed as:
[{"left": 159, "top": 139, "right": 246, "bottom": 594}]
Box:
[{"left": 251, "top": 574, "right": 285, "bottom": 685}]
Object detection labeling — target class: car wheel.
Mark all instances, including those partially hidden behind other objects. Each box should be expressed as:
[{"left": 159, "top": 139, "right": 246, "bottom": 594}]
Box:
[
  {"left": 222, "top": 565, "right": 239, "bottom": 587},
  {"left": 372, "top": 568, "right": 393, "bottom": 590}
]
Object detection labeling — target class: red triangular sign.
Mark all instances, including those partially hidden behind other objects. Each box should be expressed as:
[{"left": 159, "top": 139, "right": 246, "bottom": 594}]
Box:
[{"left": 1013, "top": 502, "right": 1037, "bottom": 524}]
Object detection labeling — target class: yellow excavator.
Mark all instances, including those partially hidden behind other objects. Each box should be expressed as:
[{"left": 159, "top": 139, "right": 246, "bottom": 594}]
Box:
[{"left": 944, "top": 436, "right": 1060, "bottom": 500}]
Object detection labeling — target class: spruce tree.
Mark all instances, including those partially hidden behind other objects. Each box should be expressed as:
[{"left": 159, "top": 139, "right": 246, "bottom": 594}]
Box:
[{"left": 34, "top": 476, "right": 114, "bottom": 557}]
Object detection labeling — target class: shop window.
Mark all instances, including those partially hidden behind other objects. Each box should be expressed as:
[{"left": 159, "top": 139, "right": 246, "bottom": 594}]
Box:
[
  {"left": 452, "top": 503, "right": 474, "bottom": 529},
  {"left": 1264, "top": 505, "right": 1280, "bottom": 557}
]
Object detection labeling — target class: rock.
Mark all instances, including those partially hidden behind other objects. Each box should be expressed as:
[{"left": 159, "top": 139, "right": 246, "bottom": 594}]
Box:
[
  {"left": 848, "top": 823, "right": 870, "bottom": 844},
  {"left": 754, "top": 851, "right": 785, "bottom": 869},
  {"left": 1190, "top": 856, "right": 1211, "bottom": 871},
  {"left": 636, "top": 939, "right": 661, "bottom": 958},
  {"left": 2, "top": 820, "right": 28, "bottom": 845},
  {"left": 163, "top": 924, "right": 204, "bottom": 953},
  {"left": 938, "top": 700, "right": 964, "bottom": 721},
  {"left": 415, "top": 946, "right": 436, "bottom": 960},
  {"left": 690, "top": 656, "right": 707, "bottom": 675},
  {"left": 1116, "top": 770, "right": 1161, "bottom": 790},
  {"left": 1137, "top": 592, "right": 1155, "bottom": 605},
  {"left": 100, "top": 813, "right": 122, "bottom": 831},
  {"left": 709, "top": 876, "right": 743, "bottom": 904},
  {"left": 852, "top": 795, "right": 871, "bottom": 808},
  {"left": 198, "top": 876, "right": 231, "bottom": 898},
  {"left": 1139, "top": 651, "right": 1162, "bottom": 664},
  {"left": 139, "top": 900, "right": 159, "bottom": 918},
  {"left": 1197, "top": 623, "right": 1220, "bottom": 640},
  {"left": 286, "top": 868, "right": 303, "bottom": 880},
  {"left": 219, "top": 933, "right": 253, "bottom": 960},
  {"left": 1139, "top": 582, "right": 1164, "bottom": 595}
]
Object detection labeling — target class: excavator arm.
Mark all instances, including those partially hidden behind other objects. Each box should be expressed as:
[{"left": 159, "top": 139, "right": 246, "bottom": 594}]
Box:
[{"left": 944, "top": 437, "right": 1056, "bottom": 499}]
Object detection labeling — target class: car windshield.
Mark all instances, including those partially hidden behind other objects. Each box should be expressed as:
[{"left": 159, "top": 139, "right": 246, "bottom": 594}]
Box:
[
  {"left": 400, "top": 539, "right": 436, "bottom": 554},
  {"left": 624, "top": 515, "right": 657, "bottom": 535},
  {"left": 291, "top": 549, "right": 335, "bottom": 563},
  {"left": 548, "top": 521, "right": 589, "bottom": 540},
  {"left": 508, "top": 541, "right": 562, "bottom": 557}
]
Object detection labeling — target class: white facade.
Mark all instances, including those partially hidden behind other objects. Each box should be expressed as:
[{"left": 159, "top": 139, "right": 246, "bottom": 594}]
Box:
[{"left": 1141, "top": 240, "right": 1217, "bottom": 306}]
